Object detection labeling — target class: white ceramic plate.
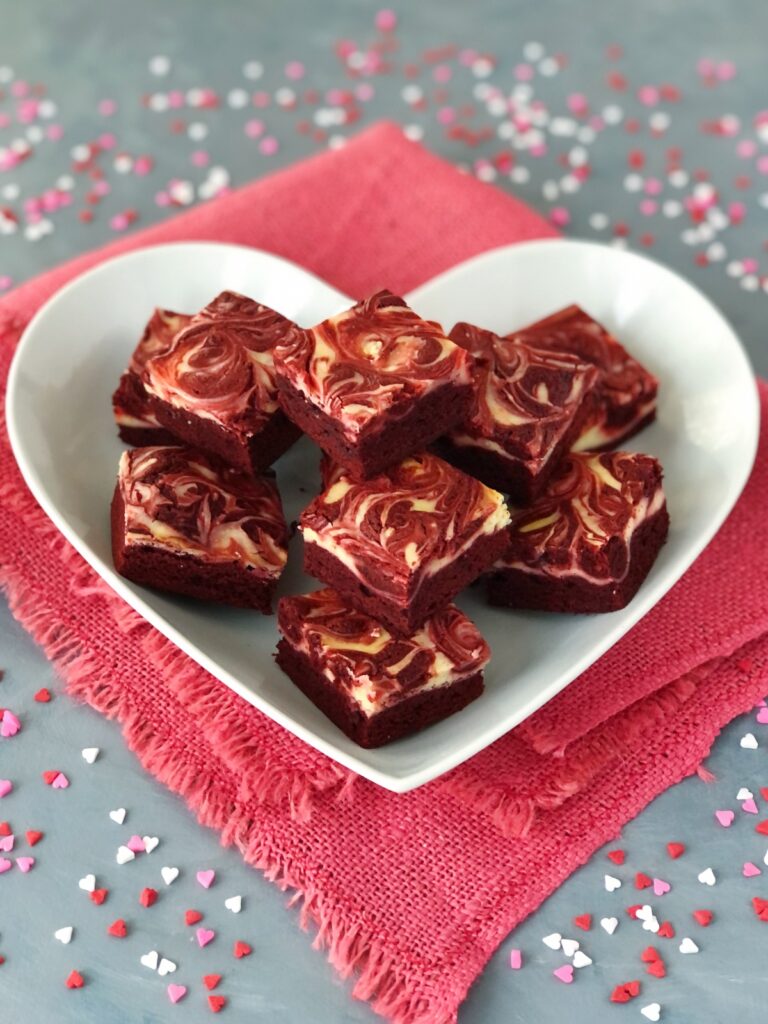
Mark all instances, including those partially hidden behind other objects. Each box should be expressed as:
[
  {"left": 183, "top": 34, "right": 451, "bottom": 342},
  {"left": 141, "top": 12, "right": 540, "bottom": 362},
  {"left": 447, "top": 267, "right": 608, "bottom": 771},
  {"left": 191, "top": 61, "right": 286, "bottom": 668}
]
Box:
[{"left": 6, "top": 240, "right": 759, "bottom": 791}]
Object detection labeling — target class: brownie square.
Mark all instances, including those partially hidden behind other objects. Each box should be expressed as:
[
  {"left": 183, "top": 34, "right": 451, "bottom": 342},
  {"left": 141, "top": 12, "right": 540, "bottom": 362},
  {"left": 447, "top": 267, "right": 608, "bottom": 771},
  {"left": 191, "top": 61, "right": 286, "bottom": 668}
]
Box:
[
  {"left": 436, "top": 321, "right": 600, "bottom": 504},
  {"left": 275, "top": 588, "right": 489, "bottom": 747},
  {"left": 273, "top": 289, "right": 474, "bottom": 479},
  {"left": 487, "top": 450, "right": 669, "bottom": 613},
  {"left": 142, "top": 290, "right": 302, "bottom": 475},
  {"left": 111, "top": 445, "right": 289, "bottom": 612},
  {"left": 112, "top": 307, "right": 192, "bottom": 446},
  {"left": 299, "top": 451, "right": 511, "bottom": 635},
  {"left": 506, "top": 304, "right": 659, "bottom": 451}
]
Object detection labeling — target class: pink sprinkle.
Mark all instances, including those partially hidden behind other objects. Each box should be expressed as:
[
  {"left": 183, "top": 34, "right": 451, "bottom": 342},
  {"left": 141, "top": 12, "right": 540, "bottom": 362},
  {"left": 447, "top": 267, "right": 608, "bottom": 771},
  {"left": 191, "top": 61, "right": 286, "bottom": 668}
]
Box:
[
  {"left": 168, "top": 90, "right": 185, "bottom": 109},
  {"left": 459, "top": 49, "right": 478, "bottom": 67},
  {"left": 155, "top": 191, "right": 171, "bottom": 207},
  {"left": 509, "top": 948, "right": 523, "bottom": 970},
  {"left": 46, "top": 124, "right": 64, "bottom": 141},
  {"left": 638, "top": 85, "right": 660, "bottom": 107},
  {"left": 167, "top": 984, "right": 187, "bottom": 1005},
  {"left": 549, "top": 206, "right": 571, "bottom": 227},
  {"left": 567, "top": 93, "right": 589, "bottom": 115},
  {"left": 196, "top": 927, "right": 216, "bottom": 948},
  {"left": 51, "top": 772, "right": 69, "bottom": 789},
  {"left": 191, "top": 150, "right": 210, "bottom": 167},
  {"left": 259, "top": 136, "right": 279, "bottom": 155},
  {"left": 743, "top": 861, "right": 762, "bottom": 877},
  {"left": 98, "top": 99, "right": 117, "bottom": 116},
  {"left": 110, "top": 213, "right": 129, "bottom": 231},
  {"left": 98, "top": 132, "right": 117, "bottom": 150},
  {"left": 0, "top": 780, "right": 13, "bottom": 798},
  {"left": 355, "top": 83, "right": 374, "bottom": 102},
  {"left": 756, "top": 156, "right": 768, "bottom": 175},
  {"left": 717, "top": 61, "right": 737, "bottom": 81},
  {"left": 133, "top": 155, "right": 154, "bottom": 176},
  {"left": 715, "top": 809, "right": 735, "bottom": 827},
  {"left": 16, "top": 856, "right": 35, "bottom": 873},
  {"left": 433, "top": 64, "right": 453, "bottom": 84},
  {"left": 639, "top": 199, "right": 658, "bottom": 216},
  {"left": 729, "top": 201, "right": 746, "bottom": 223},
  {"left": 0, "top": 835, "right": 13, "bottom": 852},
  {"left": 252, "top": 91, "right": 270, "bottom": 108},
  {"left": 93, "top": 180, "right": 111, "bottom": 197},
  {"left": 17, "top": 100, "right": 39, "bottom": 124},
  {"left": 756, "top": 704, "right": 768, "bottom": 722},
  {"left": 375, "top": 8, "right": 397, "bottom": 31},
  {"left": 127, "top": 835, "right": 146, "bottom": 853},
  {"left": 653, "top": 877, "right": 671, "bottom": 896},
  {"left": 0, "top": 276, "right": 12, "bottom": 292},
  {"left": 737, "top": 140, "right": 757, "bottom": 159},
  {"left": 553, "top": 964, "right": 574, "bottom": 984},
  {"left": 698, "top": 58, "right": 716, "bottom": 77},
  {"left": 11, "top": 80, "right": 29, "bottom": 98},
  {"left": 530, "top": 143, "right": 548, "bottom": 158},
  {"left": 644, "top": 178, "right": 663, "bottom": 195},
  {"left": 437, "top": 107, "right": 456, "bottom": 125},
  {"left": 285, "top": 61, "right": 305, "bottom": 81},
  {"left": 514, "top": 63, "right": 534, "bottom": 82},
  {"left": 743, "top": 798, "right": 759, "bottom": 814},
  {"left": 196, "top": 869, "right": 215, "bottom": 889},
  {"left": 0, "top": 113, "right": 9, "bottom": 128},
  {"left": 0, "top": 857, "right": 12, "bottom": 873},
  {"left": 244, "top": 119, "right": 264, "bottom": 139}
]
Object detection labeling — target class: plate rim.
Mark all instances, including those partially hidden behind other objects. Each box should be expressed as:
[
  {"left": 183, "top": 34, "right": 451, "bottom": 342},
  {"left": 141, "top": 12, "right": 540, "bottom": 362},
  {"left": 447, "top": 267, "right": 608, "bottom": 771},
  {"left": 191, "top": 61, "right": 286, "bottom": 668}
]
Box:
[{"left": 5, "top": 238, "right": 760, "bottom": 792}]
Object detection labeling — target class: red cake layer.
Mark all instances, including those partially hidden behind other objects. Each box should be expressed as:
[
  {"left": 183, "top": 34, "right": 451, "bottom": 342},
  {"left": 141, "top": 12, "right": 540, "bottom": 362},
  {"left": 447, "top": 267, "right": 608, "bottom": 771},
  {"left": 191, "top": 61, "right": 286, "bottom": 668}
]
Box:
[
  {"left": 275, "top": 588, "right": 489, "bottom": 747},
  {"left": 112, "top": 307, "right": 192, "bottom": 444},
  {"left": 443, "top": 321, "right": 599, "bottom": 503},
  {"left": 274, "top": 290, "right": 474, "bottom": 479},
  {"left": 111, "top": 445, "right": 289, "bottom": 611},
  {"left": 299, "top": 452, "right": 511, "bottom": 635},
  {"left": 487, "top": 450, "right": 669, "bottom": 613},
  {"left": 506, "top": 304, "right": 659, "bottom": 451},
  {"left": 143, "top": 290, "right": 300, "bottom": 474}
]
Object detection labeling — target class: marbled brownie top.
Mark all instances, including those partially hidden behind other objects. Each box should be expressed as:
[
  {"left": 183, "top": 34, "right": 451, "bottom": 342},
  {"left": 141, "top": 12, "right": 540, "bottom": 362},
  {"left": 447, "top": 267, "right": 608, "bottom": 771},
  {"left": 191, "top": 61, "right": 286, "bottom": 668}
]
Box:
[
  {"left": 506, "top": 304, "right": 658, "bottom": 451},
  {"left": 117, "top": 445, "right": 288, "bottom": 577},
  {"left": 143, "top": 290, "right": 294, "bottom": 439},
  {"left": 274, "top": 290, "right": 473, "bottom": 440},
  {"left": 113, "top": 307, "right": 192, "bottom": 429},
  {"left": 278, "top": 588, "right": 490, "bottom": 715},
  {"left": 300, "top": 451, "right": 510, "bottom": 601},
  {"left": 496, "top": 450, "right": 666, "bottom": 584},
  {"left": 448, "top": 321, "right": 599, "bottom": 466}
]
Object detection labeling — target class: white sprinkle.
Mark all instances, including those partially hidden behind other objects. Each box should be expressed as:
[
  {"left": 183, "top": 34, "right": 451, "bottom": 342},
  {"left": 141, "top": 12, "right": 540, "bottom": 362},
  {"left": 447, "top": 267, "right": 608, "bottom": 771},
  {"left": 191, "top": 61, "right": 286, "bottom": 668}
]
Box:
[
  {"left": 109, "top": 808, "right": 127, "bottom": 825},
  {"left": 662, "top": 199, "right": 682, "bottom": 218},
  {"left": 741, "top": 275, "right": 759, "bottom": 292},
  {"left": 510, "top": 166, "right": 530, "bottom": 184},
  {"left": 188, "top": 121, "right": 208, "bottom": 141},
  {"left": 668, "top": 169, "right": 689, "bottom": 188},
  {"left": 227, "top": 88, "right": 249, "bottom": 109},
  {"left": 81, "top": 747, "right": 99, "bottom": 764},
  {"left": 542, "top": 932, "right": 562, "bottom": 950},
  {"left": 148, "top": 55, "right": 171, "bottom": 77},
  {"left": 589, "top": 212, "right": 609, "bottom": 231},
  {"left": 697, "top": 867, "right": 717, "bottom": 886},
  {"left": 624, "top": 174, "right": 643, "bottom": 193},
  {"left": 1, "top": 183, "right": 20, "bottom": 200},
  {"left": 403, "top": 124, "right": 424, "bottom": 142},
  {"left": 148, "top": 93, "right": 170, "bottom": 113},
  {"left": 542, "top": 180, "right": 560, "bottom": 201},
  {"left": 604, "top": 874, "right": 622, "bottom": 892},
  {"left": 242, "top": 60, "right": 263, "bottom": 80},
  {"left": 600, "top": 916, "right": 619, "bottom": 935},
  {"left": 472, "top": 57, "right": 494, "bottom": 78},
  {"left": 679, "top": 936, "right": 699, "bottom": 954},
  {"left": 401, "top": 85, "right": 423, "bottom": 104},
  {"left": 649, "top": 111, "right": 670, "bottom": 131},
  {"left": 602, "top": 104, "right": 623, "bottom": 125},
  {"left": 161, "top": 866, "right": 180, "bottom": 885},
  {"left": 54, "top": 926, "right": 73, "bottom": 944},
  {"left": 539, "top": 57, "right": 559, "bottom": 77},
  {"left": 116, "top": 845, "right": 135, "bottom": 865},
  {"left": 224, "top": 894, "right": 243, "bottom": 913},
  {"left": 523, "top": 42, "right": 545, "bottom": 61},
  {"left": 741, "top": 732, "right": 759, "bottom": 748},
  {"left": 275, "top": 87, "right": 296, "bottom": 107}
]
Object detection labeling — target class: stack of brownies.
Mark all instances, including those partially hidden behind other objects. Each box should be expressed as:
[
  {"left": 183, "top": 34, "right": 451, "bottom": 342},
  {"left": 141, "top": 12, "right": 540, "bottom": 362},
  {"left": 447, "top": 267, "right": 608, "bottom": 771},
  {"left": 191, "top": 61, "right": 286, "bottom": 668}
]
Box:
[{"left": 111, "top": 287, "right": 668, "bottom": 748}]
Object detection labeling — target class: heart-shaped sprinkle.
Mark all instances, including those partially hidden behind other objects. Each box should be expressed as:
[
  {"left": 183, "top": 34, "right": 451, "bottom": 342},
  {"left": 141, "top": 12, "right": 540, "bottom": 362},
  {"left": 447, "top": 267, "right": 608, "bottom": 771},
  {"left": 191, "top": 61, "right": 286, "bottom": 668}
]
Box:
[
  {"left": 224, "top": 895, "right": 242, "bottom": 913},
  {"left": 560, "top": 938, "right": 579, "bottom": 957},
  {"left": 161, "top": 866, "right": 179, "bottom": 885},
  {"left": 0, "top": 822, "right": 10, "bottom": 837},
  {"left": 116, "top": 846, "right": 135, "bottom": 865},
  {"left": 509, "top": 948, "right": 522, "bottom": 969},
  {"left": 108, "top": 919, "right": 127, "bottom": 938},
  {"left": 16, "top": 856, "right": 34, "bottom": 873},
  {"left": 42, "top": 770, "right": 58, "bottom": 785},
  {"left": 26, "top": 830, "right": 43, "bottom": 846},
  {"left": 740, "top": 733, "right": 758, "bottom": 749},
  {"left": 142, "top": 835, "right": 159, "bottom": 854},
  {"left": 167, "top": 984, "right": 187, "bottom": 1004},
  {"left": 604, "top": 874, "right": 622, "bottom": 892},
  {"left": 635, "top": 872, "right": 652, "bottom": 889},
  {"left": 1, "top": 710, "right": 21, "bottom": 738},
  {"left": 208, "top": 995, "right": 227, "bottom": 1013},
  {"left": 752, "top": 896, "right": 768, "bottom": 921},
  {"left": 78, "top": 874, "right": 96, "bottom": 892},
  {"left": 715, "top": 809, "right": 734, "bottom": 827},
  {"left": 679, "top": 937, "right": 699, "bottom": 954},
  {"left": 572, "top": 950, "right": 592, "bottom": 968},
  {"left": 692, "top": 909, "right": 713, "bottom": 927},
  {"left": 0, "top": 780, "right": 13, "bottom": 799},
  {"left": 646, "top": 958, "right": 666, "bottom": 978},
  {"left": 626, "top": 904, "right": 642, "bottom": 919},
  {"left": 0, "top": 834, "right": 13, "bottom": 852},
  {"left": 197, "top": 927, "right": 216, "bottom": 948},
  {"left": 90, "top": 888, "right": 108, "bottom": 905},
  {"left": 158, "top": 958, "right": 176, "bottom": 977},
  {"left": 657, "top": 921, "right": 675, "bottom": 938},
  {"left": 542, "top": 932, "right": 562, "bottom": 950},
  {"left": 743, "top": 798, "right": 759, "bottom": 815},
  {"left": 203, "top": 974, "right": 222, "bottom": 991},
  {"left": 34, "top": 688, "right": 51, "bottom": 702},
  {"left": 140, "top": 950, "right": 159, "bottom": 971},
  {"left": 573, "top": 913, "right": 591, "bottom": 931},
  {"left": 0, "top": 856, "right": 11, "bottom": 874},
  {"left": 641, "top": 946, "right": 661, "bottom": 962},
  {"left": 54, "top": 926, "right": 73, "bottom": 944},
  {"left": 140, "top": 887, "right": 158, "bottom": 908},
  {"left": 196, "top": 869, "right": 215, "bottom": 889},
  {"left": 233, "top": 940, "right": 252, "bottom": 959},
  {"left": 126, "top": 835, "right": 145, "bottom": 853},
  {"left": 641, "top": 1003, "right": 662, "bottom": 1022},
  {"left": 757, "top": 820, "right": 768, "bottom": 836},
  {"left": 756, "top": 707, "right": 768, "bottom": 724},
  {"left": 553, "top": 964, "right": 574, "bottom": 984},
  {"left": 743, "top": 861, "right": 762, "bottom": 877},
  {"left": 737, "top": 787, "right": 754, "bottom": 801},
  {"left": 51, "top": 772, "right": 69, "bottom": 790},
  {"left": 698, "top": 867, "right": 716, "bottom": 885},
  {"left": 185, "top": 909, "right": 203, "bottom": 926},
  {"left": 653, "top": 878, "right": 671, "bottom": 896},
  {"left": 600, "top": 917, "right": 618, "bottom": 935},
  {"left": 607, "top": 849, "right": 625, "bottom": 865},
  {"left": 65, "top": 970, "right": 84, "bottom": 989},
  {"left": 81, "top": 747, "right": 99, "bottom": 764},
  {"left": 109, "top": 808, "right": 126, "bottom": 825},
  {"left": 611, "top": 981, "right": 641, "bottom": 1002}
]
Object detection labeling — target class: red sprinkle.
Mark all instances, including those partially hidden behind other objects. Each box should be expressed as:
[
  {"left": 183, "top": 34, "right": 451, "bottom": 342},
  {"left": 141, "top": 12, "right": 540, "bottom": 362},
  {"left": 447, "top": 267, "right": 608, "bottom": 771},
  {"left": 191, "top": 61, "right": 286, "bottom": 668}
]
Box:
[
  {"left": 752, "top": 897, "right": 768, "bottom": 922},
  {"left": 233, "top": 940, "right": 252, "bottom": 959},
  {"left": 573, "top": 914, "right": 592, "bottom": 931},
  {"left": 626, "top": 904, "right": 642, "bottom": 919},
  {"left": 108, "top": 919, "right": 127, "bottom": 938},
  {"left": 65, "top": 970, "right": 84, "bottom": 990},
  {"left": 25, "top": 830, "right": 43, "bottom": 846},
  {"left": 611, "top": 981, "right": 641, "bottom": 1003},
  {"left": 34, "top": 688, "right": 52, "bottom": 702},
  {"left": 635, "top": 872, "right": 653, "bottom": 890},
  {"left": 208, "top": 995, "right": 227, "bottom": 1013},
  {"left": 140, "top": 887, "right": 158, "bottom": 908},
  {"left": 607, "top": 849, "right": 625, "bottom": 865},
  {"left": 90, "top": 888, "right": 108, "bottom": 905},
  {"left": 185, "top": 909, "right": 203, "bottom": 926},
  {"left": 0, "top": 822, "right": 10, "bottom": 837},
  {"left": 657, "top": 921, "right": 675, "bottom": 938},
  {"left": 42, "top": 770, "right": 59, "bottom": 785},
  {"left": 640, "top": 946, "right": 661, "bottom": 962},
  {"left": 693, "top": 909, "right": 713, "bottom": 927},
  {"left": 666, "top": 842, "right": 685, "bottom": 859},
  {"left": 203, "top": 974, "right": 222, "bottom": 991},
  {"left": 646, "top": 958, "right": 666, "bottom": 978}
]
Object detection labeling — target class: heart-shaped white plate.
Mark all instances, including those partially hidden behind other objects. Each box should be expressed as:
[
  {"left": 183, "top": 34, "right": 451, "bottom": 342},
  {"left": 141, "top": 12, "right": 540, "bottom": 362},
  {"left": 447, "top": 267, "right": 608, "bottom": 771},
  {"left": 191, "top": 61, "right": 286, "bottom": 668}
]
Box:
[{"left": 6, "top": 240, "right": 759, "bottom": 791}]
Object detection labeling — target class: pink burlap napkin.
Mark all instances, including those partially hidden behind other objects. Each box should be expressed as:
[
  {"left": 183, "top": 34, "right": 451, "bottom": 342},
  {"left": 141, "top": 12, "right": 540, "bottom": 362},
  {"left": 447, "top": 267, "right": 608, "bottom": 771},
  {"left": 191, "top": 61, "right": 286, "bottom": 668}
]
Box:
[{"left": 1, "top": 123, "right": 767, "bottom": 1024}]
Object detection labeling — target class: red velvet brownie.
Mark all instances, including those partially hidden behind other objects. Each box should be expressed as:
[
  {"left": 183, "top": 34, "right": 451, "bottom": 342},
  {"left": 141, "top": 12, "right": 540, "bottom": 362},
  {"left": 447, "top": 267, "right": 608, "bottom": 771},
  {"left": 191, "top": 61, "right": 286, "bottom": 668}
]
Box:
[
  {"left": 142, "top": 290, "right": 301, "bottom": 475},
  {"left": 111, "top": 445, "right": 289, "bottom": 611},
  {"left": 275, "top": 588, "right": 490, "bottom": 747},
  {"left": 506, "top": 304, "right": 658, "bottom": 451},
  {"left": 437, "top": 322, "right": 600, "bottom": 504},
  {"left": 487, "top": 450, "right": 669, "bottom": 613},
  {"left": 299, "top": 451, "right": 511, "bottom": 635},
  {"left": 273, "top": 290, "right": 474, "bottom": 479},
  {"left": 112, "top": 307, "right": 192, "bottom": 446}
]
